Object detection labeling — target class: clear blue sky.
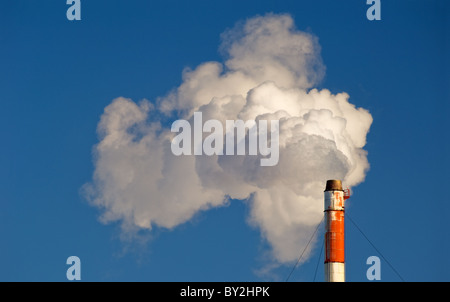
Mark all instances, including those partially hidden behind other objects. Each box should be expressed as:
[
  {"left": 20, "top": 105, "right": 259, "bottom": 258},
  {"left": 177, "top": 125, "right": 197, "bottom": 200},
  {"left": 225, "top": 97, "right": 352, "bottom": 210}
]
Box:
[{"left": 1, "top": 0, "right": 448, "bottom": 281}]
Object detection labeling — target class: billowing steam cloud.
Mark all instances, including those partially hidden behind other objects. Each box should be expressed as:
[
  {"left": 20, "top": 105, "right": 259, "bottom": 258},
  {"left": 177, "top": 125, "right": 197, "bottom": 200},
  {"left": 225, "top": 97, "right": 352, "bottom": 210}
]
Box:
[{"left": 83, "top": 13, "right": 372, "bottom": 265}]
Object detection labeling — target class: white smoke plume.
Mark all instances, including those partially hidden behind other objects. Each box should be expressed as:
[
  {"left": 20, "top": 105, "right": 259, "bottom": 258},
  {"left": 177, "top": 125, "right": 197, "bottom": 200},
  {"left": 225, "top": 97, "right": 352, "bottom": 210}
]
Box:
[{"left": 83, "top": 13, "right": 373, "bottom": 266}]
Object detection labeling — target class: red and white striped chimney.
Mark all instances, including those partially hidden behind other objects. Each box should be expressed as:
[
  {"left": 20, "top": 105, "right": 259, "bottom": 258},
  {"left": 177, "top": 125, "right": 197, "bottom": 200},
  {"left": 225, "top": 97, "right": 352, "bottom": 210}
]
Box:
[{"left": 324, "top": 180, "right": 346, "bottom": 282}]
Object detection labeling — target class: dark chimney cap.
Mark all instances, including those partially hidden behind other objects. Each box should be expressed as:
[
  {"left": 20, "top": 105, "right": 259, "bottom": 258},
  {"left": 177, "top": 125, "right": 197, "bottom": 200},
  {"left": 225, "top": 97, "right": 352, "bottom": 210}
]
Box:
[{"left": 324, "top": 180, "right": 343, "bottom": 192}]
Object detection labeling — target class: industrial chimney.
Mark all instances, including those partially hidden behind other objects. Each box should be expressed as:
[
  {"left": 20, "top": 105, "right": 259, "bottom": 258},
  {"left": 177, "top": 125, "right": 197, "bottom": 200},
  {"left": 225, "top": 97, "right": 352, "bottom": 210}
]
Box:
[{"left": 324, "top": 180, "right": 346, "bottom": 282}]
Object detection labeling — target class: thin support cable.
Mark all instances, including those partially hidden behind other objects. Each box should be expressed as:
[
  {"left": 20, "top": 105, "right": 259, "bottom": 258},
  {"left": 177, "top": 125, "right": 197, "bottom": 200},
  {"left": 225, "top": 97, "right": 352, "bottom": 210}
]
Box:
[
  {"left": 346, "top": 213, "right": 405, "bottom": 282},
  {"left": 313, "top": 233, "right": 324, "bottom": 282},
  {"left": 285, "top": 217, "right": 324, "bottom": 282}
]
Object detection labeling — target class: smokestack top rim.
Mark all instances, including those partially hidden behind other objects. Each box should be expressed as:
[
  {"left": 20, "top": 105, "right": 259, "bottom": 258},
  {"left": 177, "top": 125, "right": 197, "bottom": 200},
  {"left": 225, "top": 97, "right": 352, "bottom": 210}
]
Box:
[{"left": 324, "top": 179, "right": 344, "bottom": 192}]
